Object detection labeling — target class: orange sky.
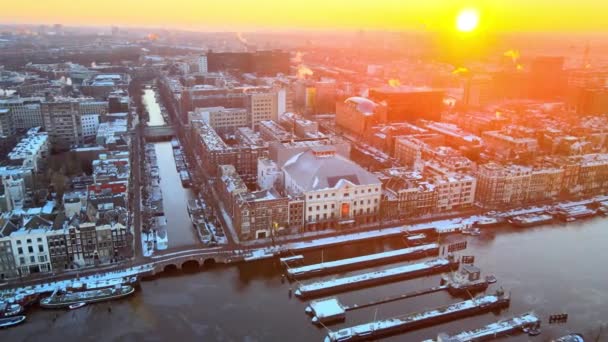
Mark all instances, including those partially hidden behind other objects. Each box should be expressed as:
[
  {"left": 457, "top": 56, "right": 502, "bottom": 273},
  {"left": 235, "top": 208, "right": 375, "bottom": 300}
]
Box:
[{"left": 2, "top": 0, "right": 608, "bottom": 32}]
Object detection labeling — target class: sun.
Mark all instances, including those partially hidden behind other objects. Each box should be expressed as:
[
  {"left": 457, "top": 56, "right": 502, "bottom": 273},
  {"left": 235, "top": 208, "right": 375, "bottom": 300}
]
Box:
[{"left": 456, "top": 9, "right": 479, "bottom": 32}]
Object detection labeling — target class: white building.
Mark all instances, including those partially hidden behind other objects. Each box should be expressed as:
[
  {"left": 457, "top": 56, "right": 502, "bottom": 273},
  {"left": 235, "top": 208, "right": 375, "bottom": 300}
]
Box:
[
  {"left": 282, "top": 147, "right": 381, "bottom": 230},
  {"left": 80, "top": 114, "right": 100, "bottom": 140},
  {"left": 7, "top": 129, "right": 49, "bottom": 173},
  {"left": 257, "top": 157, "right": 282, "bottom": 190},
  {"left": 190, "top": 106, "right": 249, "bottom": 133},
  {"left": 2, "top": 175, "right": 26, "bottom": 211},
  {"left": 198, "top": 55, "right": 208, "bottom": 73},
  {"left": 10, "top": 228, "right": 52, "bottom": 275}
]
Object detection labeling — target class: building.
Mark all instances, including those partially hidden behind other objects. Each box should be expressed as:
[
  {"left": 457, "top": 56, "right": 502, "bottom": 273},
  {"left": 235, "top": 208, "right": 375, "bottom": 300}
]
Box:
[
  {"left": 247, "top": 91, "right": 279, "bottom": 126},
  {"left": 369, "top": 86, "right": 444, "bottom": 122},
  {"left": 233, "top": 189, "right": 288, "bottom": 240},
  {"left": 2, "top": 175, "right": 26, "bottom": 211},
  {"left": 335, "top": 97, "right": 387, "bottom": 137},
  {"left": 258, "top": 120, "right": 296, "bottom": 142},
  {"left": 482, "top": 127, "right": 538, "bottom": 160},
  {"left": 476, "top": 163, "right": 532, "bottom": 208},
  {"left": 189, "top": 106, "right": 249, "bottom": 133},
  {"left": 376, "top": 169, "right": 437, "bottom": 219},
  {"left": 282, "top": 147, "right": 382, "bottom": 230},
  {"left": 0, "top": 220, "right": 18, "bottom": 280},
  {"left": 0, "top": 97, "right": 44, "bottom": 131},
  {"left": 7, "top": 129, "right": 49, "bottom": 173},
  {"left": 198, "top": 55, "right": 208, "bottom": 73},
  {"left": 41, "top": 100, "right": 81, "bottom": 150},
  {"left": 192, "top": 121, "right": 267, "bottom": 185},
  {"left": 10, "top": 227, "right": 52, "bottom": 276},
  {"left": 0, "top": 108, "right": 14, "bottom": 136},
  {"left": 269, "top": 138, "right": 351, "bottom": 167}
]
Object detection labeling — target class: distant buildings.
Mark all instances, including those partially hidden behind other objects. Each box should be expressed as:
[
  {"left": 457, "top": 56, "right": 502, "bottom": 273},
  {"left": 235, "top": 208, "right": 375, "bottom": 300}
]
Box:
[
  {"left": 335, "top": 97, "right": 387, "bottom": 137},
  {"left": 369, "top": 86, "right": 444, "bottom": 122}
]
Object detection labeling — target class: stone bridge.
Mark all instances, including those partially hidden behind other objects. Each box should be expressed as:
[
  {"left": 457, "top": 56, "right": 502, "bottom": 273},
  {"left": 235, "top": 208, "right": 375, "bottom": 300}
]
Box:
[
  {"left": 145, "top": 248, "right": 242, "bottom": 275},
  {"left": 144, "top": 125, "right": 176, "bottom": 141}
]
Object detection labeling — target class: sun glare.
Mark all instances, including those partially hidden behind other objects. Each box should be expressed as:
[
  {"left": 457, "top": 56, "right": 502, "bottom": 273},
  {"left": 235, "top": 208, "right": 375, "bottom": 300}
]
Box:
[{"left": 456, "top": 9, "right": 479, "bottom": 32}]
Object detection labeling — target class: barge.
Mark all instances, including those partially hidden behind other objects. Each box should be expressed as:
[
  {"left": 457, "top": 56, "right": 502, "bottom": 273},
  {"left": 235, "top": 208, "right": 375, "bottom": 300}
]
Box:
[
  {"left": 556, "top": 205, "right": 596, "bottom": 222},
  {"left": 508, "top": 213, "right": 554, "bottom": 228},
  {"left": 40, "top": 285, "right": 135, "bottom": 309},
  {"left": 423, "top": 312, "right": 540, "bottom": 342},
  {"left": 325, "top": 290, "right": 510, "bottom": 342},
  {"left": 440, "top": 265, "right": 490, "bottom": 296},
  {"left": 287, "top": 244, "right": 439, "bottom": 280},
  {"left": 295, "top": 256, "right": 458, "bottom": 299}
]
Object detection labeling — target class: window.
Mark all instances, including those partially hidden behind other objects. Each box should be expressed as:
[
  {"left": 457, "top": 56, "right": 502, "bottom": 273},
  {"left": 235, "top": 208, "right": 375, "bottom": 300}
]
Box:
[
  {"left": 323, "top": 205, "right": 327, "bottom": 209},
  {"left": 26, "top": 239, "right": 32, "bottom": 244},
  {"left": 37, "top": 237, "right": 42, "bottom": 242},
  {"left": 17, "top": 247, "right": 23, "bottom": 255},
  {"left": 39, "top": 255, "right": 46, "bottom": 262},
  {"left": 30, "top": 256, "right": 35, "bottom": 263},
  {"left": 28, "top": 246, "right": 34, "bottom": 253},
  {"left": 38, "top": 245, "right": 44, "bottom": 253},
  {"left": 316, "top": 206, "right": 320, "bottom": 210},
  {"left": 19, "top": 257, "right": 25, "bottom": 264},
  {"left": 16, "top": 240, "right": 21, "bottom": 245}
]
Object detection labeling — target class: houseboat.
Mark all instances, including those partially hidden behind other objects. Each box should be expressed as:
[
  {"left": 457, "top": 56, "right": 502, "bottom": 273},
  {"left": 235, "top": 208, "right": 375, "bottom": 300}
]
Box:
[
  {"left": 508, "top": 213, "right": 554, "bottom": 228},
  {"left": 556, "top": 205, "right": 596, "bottom": 222},
  {"left": 40, "top": 285, "right": 135, "bottom": 309}
]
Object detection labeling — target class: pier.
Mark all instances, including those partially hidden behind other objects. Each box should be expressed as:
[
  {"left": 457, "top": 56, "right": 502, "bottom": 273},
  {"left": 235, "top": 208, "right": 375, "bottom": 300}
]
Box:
[
  {"left": 325, "top": 291, "right": 511, "bottom": 342},
  {"left": 295, "top": 256, "right": 458, "bottom": 299},
  {"left": 287, "top": 244, "right": 439, "bottom": 280}
]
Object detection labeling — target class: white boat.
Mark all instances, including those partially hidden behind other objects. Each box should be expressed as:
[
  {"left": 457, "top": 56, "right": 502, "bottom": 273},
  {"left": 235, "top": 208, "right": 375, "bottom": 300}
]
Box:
[{"left": 68, "top": 302, "right": 87, "bottom": 310}]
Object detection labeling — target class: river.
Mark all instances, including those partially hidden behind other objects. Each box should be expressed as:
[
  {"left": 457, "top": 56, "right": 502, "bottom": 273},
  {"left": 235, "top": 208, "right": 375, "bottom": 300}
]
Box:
[
  {"left": 3, "top": 218, "right": 608, "bottom": 341},
  {"left": 144, "top": 88, "right": 198, "bottom": 248}
]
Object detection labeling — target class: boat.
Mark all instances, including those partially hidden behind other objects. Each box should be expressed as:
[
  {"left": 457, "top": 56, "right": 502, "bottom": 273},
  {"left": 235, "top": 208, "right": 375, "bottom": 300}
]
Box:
[
  {"left": 0, "top": 315, "right": 26, "bottom": 328},
  {"left": 475, "top": 216, "right": 504, "bottom": 228},
  {"left": 461, "top": 227, "right": 481, "bottom": 236},
  {"left": 68, "top": 302, "right": 87, "bottom": 310},
  {"left": 40, "top": 285, "right": 135, "bottom": 309},
  {"left": 0, "top": 301, "right": 23, "bottom": 317},
  {"left": 403, "top": 233, "right": 428, "bottom": 246},
  {"left": 552, "top": 333, "right": 585, "bottom": 342},
  {"left": 508, "top": 213, "right": 553, "bottom": 228},
  {"left": 556, "top": 205, "right": 596, "bottom": 222}
]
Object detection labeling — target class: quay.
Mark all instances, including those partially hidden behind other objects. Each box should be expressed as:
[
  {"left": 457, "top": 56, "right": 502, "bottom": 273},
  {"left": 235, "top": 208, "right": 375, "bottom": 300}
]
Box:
[
  {"left": 286, "top": 244, "right": 439, "bottom": 280},
  {"left": 295, "top": 256, "right": 458, "bottom": 299},
  {"left": 325, "top": 290, "right": 511, "bottom": 342}
]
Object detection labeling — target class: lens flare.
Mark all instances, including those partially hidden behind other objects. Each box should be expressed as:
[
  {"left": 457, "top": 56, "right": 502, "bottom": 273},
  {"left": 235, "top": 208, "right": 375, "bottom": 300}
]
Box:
[{"left": 456, "top": 9, "right": 479, "bottom": 32}]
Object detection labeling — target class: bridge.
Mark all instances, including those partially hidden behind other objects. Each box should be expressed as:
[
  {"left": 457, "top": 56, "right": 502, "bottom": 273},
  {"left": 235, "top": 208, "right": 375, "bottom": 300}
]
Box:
[
  {"left": 143, "top": 246, "right": 265, "bottom": 275},
  {"left": 144, "top": 125, "right": 176, "bottom": 141}
]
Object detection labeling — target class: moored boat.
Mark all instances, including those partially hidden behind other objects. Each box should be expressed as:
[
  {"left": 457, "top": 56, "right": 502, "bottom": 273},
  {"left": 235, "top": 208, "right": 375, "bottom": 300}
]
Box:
[
  {"left": 0, "top": 315, "right": 26, "bottom": 328},
  {"left": 508, "top": 213, "right": 553, "bottom": 228},
  {"left": 0, "top": 301, "right": 23, "bottom": 317},
  {"left": 40, "top": 285, "right": 135, "bottom": 309},
  {"left": 556, "top": 205, "right": 596, "bottom": 222},
  {"left": 475, "top": 216, "right": 504, "bottom": 228}
]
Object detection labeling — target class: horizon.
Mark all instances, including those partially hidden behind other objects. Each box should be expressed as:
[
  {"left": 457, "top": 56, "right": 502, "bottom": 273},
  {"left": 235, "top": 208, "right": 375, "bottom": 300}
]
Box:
[{"left": 3, "top": 0, "right": 608, "bottom": 34}]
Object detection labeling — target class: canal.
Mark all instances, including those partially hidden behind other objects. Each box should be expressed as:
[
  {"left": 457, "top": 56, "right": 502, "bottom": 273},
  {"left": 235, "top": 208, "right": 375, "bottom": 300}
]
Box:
[
  {"left": 4, "top": 218, "right": 608, "bottom": 341},
  {"left": 144, "top": 88, "right": 198, "bottom": 248}
]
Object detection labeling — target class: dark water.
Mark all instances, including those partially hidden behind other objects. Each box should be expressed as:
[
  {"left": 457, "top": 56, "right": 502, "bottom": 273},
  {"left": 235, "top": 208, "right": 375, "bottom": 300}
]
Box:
[
  {"left": 144, "top": 89, "right": 197, "bottom": 248},
  {"left": 3, "top": 217, "right": 608, "bottom": 341}
]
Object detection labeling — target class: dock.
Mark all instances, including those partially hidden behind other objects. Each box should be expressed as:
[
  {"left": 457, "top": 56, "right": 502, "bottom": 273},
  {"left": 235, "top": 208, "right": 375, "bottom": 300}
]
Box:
[
  {"left": 325, "top": 290, "right": 511, "bottom": 342},
  {"left": 295, "top": 256, "right": 458, "bottom": 299},
  {"left": 287, "top": 244, "right": 439, "bottom": 280},
  {"left": 279, "top": 255, "right": 304, "bottom": 266},
  {"left": 423, "top": 312, "right": 540, "bottom": 342}
]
